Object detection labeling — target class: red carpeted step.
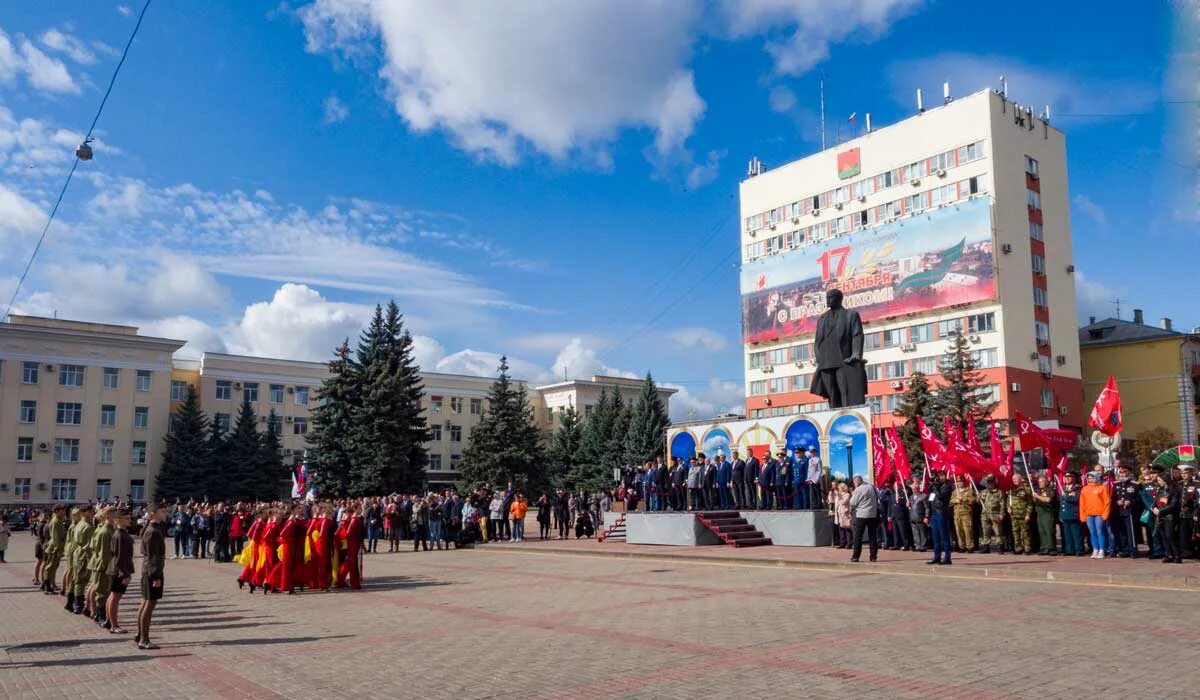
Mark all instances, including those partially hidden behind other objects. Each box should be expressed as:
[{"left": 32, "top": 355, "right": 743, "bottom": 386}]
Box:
[{"left": 729, "top": 537, "right": 772, "bottom": 547}]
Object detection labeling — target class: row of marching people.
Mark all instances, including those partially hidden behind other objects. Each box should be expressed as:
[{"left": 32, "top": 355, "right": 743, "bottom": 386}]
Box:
[{"left": 235, "top": 501, "right": 365, "bottom": 593}]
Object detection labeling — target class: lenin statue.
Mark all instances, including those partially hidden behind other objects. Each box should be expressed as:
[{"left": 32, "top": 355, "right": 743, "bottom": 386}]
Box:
[{"left": 810, "top": 289, "right": 868, "bottom": 408}]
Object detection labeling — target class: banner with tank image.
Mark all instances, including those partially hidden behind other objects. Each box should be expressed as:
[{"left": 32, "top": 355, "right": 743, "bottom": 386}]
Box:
[{"left": 741, "top": 197, "right": 995, "bottom": 344}]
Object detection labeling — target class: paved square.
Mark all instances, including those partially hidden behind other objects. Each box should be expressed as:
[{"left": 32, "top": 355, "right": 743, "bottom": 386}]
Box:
[{"left": 1, "top": 540, "right": 1197, "bottom": 699}]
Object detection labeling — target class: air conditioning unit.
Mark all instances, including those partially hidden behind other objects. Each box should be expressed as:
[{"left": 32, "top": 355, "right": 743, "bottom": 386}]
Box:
[
  {"left": 835, "top": 202, "right": 844, "bottom": 210},
  {"left": 969, "top": 334, "right": 981, "bottom": 343},
  {"left": 909, "top": 178, "right": 920, "bottom": 187},
  {"left": 891, "top": 380, "right": 903, "bottom": 390},
  {"left": 858, "top": 195, "right": 867, "bottom": 203},
  {"left": 769, "top": 224, "right": 777, "bottom": 231},
  {"left": 45, "top": 364, "right": 54, "bottom": 371},
  {"left": 1029, "top": 352, "right": 1039, "bottom": 361},
  {"left": 1011, "top": 382, "right": 1022, "bottom": 392},
  {"left": 762, "top": 365, "right": 774, "bottom": 374},
  {"left": 285, "top": 416, "right": 294, "bottom": 423},
  {"left": 1059, "top": 406, "right": 1069, "bottom": 415},
  {"left": 812, "top": 209, "right": 820, "bottom": 217},
  {"left": 37, "top": 441, "right": 49, "bottom": 452},
  {"left": 1001, "top": 243, "right": 1012, "bottom": 254},
  {"left": 37, "top": 482, "right": 47, "bottom": 491},
  {"left": 443, "top": 420, "right": 452, "bottom": 429},
  {"left": 1055, "top": 355, "right": 1066, "bottom": 365},
  {"left": 936, "top": 168, "right": 947, "bottom": 178},
  {"left": 794, "top": 360, "right": 804, "bottom": 368},
  {"left": 901, "top": 342, "right": 916, "bottom": 352},
  {"left": 233, "top": 382, "right": 243, "bottom": 390},
  {"left": 287, "top": 386, "right": 295, "bottom": 394},
  {"left": 791, "top": 217, "right": 799, "bottom": 224},
  {"left": 1065, "top": 264, "right": 1075, "bottom": 273},
  {"left": 1035, "top": 270, "right": 1046, "bottom": 277}
]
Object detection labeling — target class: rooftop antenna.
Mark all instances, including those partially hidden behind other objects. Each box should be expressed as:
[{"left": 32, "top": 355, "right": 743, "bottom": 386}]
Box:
[
  {"left": 916, "top": 88, "right": 924, "bottom": 114},
  {"left": 1110, "top": 297, "right": 1122, "bottom": 320},
  {"left": 999, "top": 75, "right": 1007, "bottom": 98},
  {"left": 819, "top": 74, "right": 826, "bottom": 150},
  {"left": 865, "top": 112, "right": 872, "bottom": 133},
  {"left": 1042, "top": 104, "right": 1051, "bottom": 122},
  {"left": 943, "top": 81, "right": 951, "bottom": 104}
]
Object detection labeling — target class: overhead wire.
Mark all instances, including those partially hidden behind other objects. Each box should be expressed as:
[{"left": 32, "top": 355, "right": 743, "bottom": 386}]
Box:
[{"left": 1, "top": 0, "right": 153, "bottom": 323}]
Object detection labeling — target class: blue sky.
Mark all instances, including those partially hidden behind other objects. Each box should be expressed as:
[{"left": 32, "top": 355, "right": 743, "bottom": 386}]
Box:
[{"left": 0, "top": 1, "right": 1195, "bottom": 420}]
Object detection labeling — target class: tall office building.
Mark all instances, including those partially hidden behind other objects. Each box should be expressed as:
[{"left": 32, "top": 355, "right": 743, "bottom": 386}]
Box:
[{"left": 739, "top": 88, "right": 1083, "bottom": 431}]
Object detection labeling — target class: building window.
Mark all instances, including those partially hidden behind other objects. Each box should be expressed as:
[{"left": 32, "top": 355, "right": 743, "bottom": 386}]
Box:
[
  {"left": 269, "top": 384, "right": 284, "bottom": 404},
  {"left": 430, "top": 396, "right": 443, "bottom": 413},
  {"left": 1029, "top": 221, "right": 1043, "bottom": 241},
  {"left": 429, "top": 454, "right": 442, "bottom": 471},
  {"left": 1035, "top": 321, "right": 1050, "bottom": 345},
  {"left": 19, "top": 400, "right": 37, "bottom": 423},
  {"left": 793, "top": 344, "right": 812, "bottom": 362},
  {"left": 866, "top": 396, "right": 883, "bottom": 414},
  {"left": 51, "top": 478, "right": 77, "bottom": 501},
  {"left": 450, "top": 425, "right": 462, "bottom": 443},
  {"left": 968, "top": 313, "right": 995, "bottom": 333},
  {"left": 1031, "top": 254, "right": 1045, "bottom": 274},
  {"left": 749, "top": 381, "right": 766, "bottom": 396},
  {"left": 17, "top": 437, "right": 33, "bottom": 462},
  {"left": 293, "top": 417, "right": 309, "bottom": 435},
  {"left": 130, "top": 479, "right": 145, "bottom": 502},
  {"left": 96, "top": 479, "right": 112, "bottom": 501},
  {"left": 268, "top": 414, "right": 283, "bottom": 432},
  {"left": 1040, "top": 388, "right": 1054, "bottom": 409},
  {"left": 470, "top": 398, "right": 482, "bottom": 415},
  {"left": 863, "top": 332, "right": 882, "bottom": 350},
  {"left": 971, "top": 348, "right": 998, "bottom": 369},
  {"left": 215, "top": 380, "right": 232, "bottom": 401},
  {"left": 886, "top": 394, "right": 903, "bottom": 412},
  {"left": 214, "top": 413, "right": 231, "bottom": 434},
  {"left": 864, "top": 364, "right": 880, "bottom": 381},
  {"left": 170, "top": 380, "right": 187, "bottom": 401},
  {"left": 294, "top": 386, "right": 309, "bottom": 405},
  {"left": 59, "top": 364, "right": 85, "bottom": 387},
  {"left": 910, "top": 324, "right": 934, "bottom": 343},
  {"left": 1027, "top": 189, "right": 1041, "bottom": 210},
  {"left": 104, "top": 367, "right": 120, "bottom": 389},
  {"left": 56, "top": 402, "right": 82, "bottom": 425},
  {"left": 134, "top": 407, "right": 149, "bottom": 429},
  {"left": 445, "top": 396, "right": 461, "bottom": 414},
  {"left": 1038, "top": 354, "right": 1052, "bottom": 374},
  {"left": 1033, "top": 287, "right": 1048, "bottom": 307},
  {"left": 546, "top": 406, "right": 555, "bottom": 423},
  {"left": 243, "top": 382, "right": 259, "bottom": 403},
  {"left": 937, "top": 319, "right": 962, "bottom": 337},
  {"left": 100, "top": 405, "right": 117, "bottom": 428},
  {"left": 450, "top": 454, "right": 462, "bottom": 470},
  {"left": 131, "top": 441, "right": 147, "bottom": 465},
  {"left": 583, "top": 404, "right": 593, "bottom": 419},
  {"left": 791, "top": 374, "right": 812, "bottom": 391},
  {"left": 884, "top": 361, "right": 907, "bottom": 379},
  {"left": 912, "top": 356, "right": 937, "bottom": 374},
  {"left": 883, "top": 328, "right": 904, "bottom": 347},
  {"left": 14, "top": 477, "right": 31, "bottom": 501},
  {"left": 22, "top": 361, "right": 39, "bottom": 384},
  {"left": 99, "top": 439, "right": 114, "bottom": 464},
  {"left": 429, "top": 425, "right": 442, "bottom": 441},
  {"left": 135, "top": 369, "right": 151, "bottom": 392},
  {"left": 768, "top": 348, "right": 789, "bottom": 365},
  {"left": 54, "top": 439, "right": 80, "bottom": 463},
  {"left": 1025, "top": 156, "right": 1039, "bottom": 177}
]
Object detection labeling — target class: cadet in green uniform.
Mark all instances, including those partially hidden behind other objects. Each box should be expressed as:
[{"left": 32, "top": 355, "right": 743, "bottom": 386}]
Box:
[
  {"left": 62, "top": 506, "right": 84, "bottom": 611},
  {"left": 40, "top": 504, "right": 68, "bottom": 594},
  {"left": 86, "top": 507, "right": 116, "bottom": 625},
  {"left": 69, "top": 504, "right": 96, "bottom": 614},
  {"left": 1008, "top": 473, "right": 1034, "bottom": 554},
  {"left": 950, "top": 476, "right": 977, "bottom": 553},
  {"left": 1031, "top": 474, "right": 1058, "bottom": 555},
  {"left": 977, "top": 476, "right": 1006, "bottom": 554}
]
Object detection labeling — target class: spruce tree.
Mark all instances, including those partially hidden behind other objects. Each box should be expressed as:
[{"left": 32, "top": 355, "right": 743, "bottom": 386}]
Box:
[
  {"left": 460, "top": 357, "right": 547, "bottom": 491},
  {"left": 156, "top": 384, "right": 210, "bottom": 501},
  {"left": 571, "top": 389, "right": 612, "bottom": 488},
  {"left": 225, "top": 397, "right": 262, "bottom": 499},
  {"left": 255, "top": 410, "right": 286, "bottom": 500},
  {"left": 623, "top": 373, "right": 669, "bottom": 465},
  {"left": 604, "top": 388, "right": 630, "bottom": 474},
  {"left": 308, "top": 340, "right": 359, "bottom": 498},
  {"left": 892, "top": 371, "right": 936, "bottom": 467},
  {"left": 206, "top": 411, "right": 230, "bottom": 501},
  {"left": 548, "top": 405, "right": 583, "bottom": 486},
  {"left": 932, "top": 332, "right": 995, "bottom": 438}
]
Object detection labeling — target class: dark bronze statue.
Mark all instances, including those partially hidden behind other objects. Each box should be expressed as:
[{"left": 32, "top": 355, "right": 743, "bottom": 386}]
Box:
[{"left": 810, "top": 289, "right": 867, "bottom": 408}]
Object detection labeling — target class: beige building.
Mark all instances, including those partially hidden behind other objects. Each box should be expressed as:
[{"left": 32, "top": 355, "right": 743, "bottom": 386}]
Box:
[
  {"left": 537, "top": 375, "right": 676, "bottom": 427},
  {"left": 739, "top": 88, "right": 1083, "bottom": 431},
  {"left": 0, "top": 316, "right": 184, "bottom": 504}
]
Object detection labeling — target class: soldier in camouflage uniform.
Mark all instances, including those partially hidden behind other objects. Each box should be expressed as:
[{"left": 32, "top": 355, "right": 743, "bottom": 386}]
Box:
[
  {"left": 1008, "top": 472, "right": 1034, "bottom": 554},
  {"left": 68, "top": 504, "right": 95, "bottom": 614},
  {"left": 1031, "top": 474, "right": 1058, "bottom": 555},
  {"left": 86, "top": 507, "right": 116, "bottom": 625},
  {"left": 977, "top": 475, "right": 1006, "bottom": 554},
  {"left": 950, "top": 476, "right": 977, "bottom": 553},
  {"left": 40, "top": 504, "right": 68, "bottom": 594}
]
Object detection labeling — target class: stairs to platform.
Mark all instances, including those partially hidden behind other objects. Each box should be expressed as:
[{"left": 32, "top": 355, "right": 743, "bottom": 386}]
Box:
[
  {"left": 598, "top": 516, "right": 626, "bottom": 543},
  {"left": 695, "top": 511, "right": 772, "bottom": 548}
]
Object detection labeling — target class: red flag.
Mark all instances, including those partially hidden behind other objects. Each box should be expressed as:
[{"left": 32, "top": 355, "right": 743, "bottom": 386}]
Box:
[
  {"left": 886, "top": 427, "right": 912, "bottom": 482},
  {"left": 1089, "top": 376, "right": 1123, "bottom": 436},
  {"left": 917, "top": 417, "right": 949, "bottom": 472},
  {"left": 1015, "top": 411, "right": 1063, "bottom": 466},
  {"left": 998, "top": 441, "right": 1015, "bottom": 491},
  {"left": 967, "top": 420, "right": 983, "bottom": 454},
  {"left": 989, "top": 422, "right": 1004, "bottom": 467},
  {"left": 1047, "top": 455, "right": 1068, "bottom": 484},
  {"left": 872, "top": 429, "right": 893, "bottom": 487},
  {"left": 944, "top": 417, "right": 962, "bottom": 452}
]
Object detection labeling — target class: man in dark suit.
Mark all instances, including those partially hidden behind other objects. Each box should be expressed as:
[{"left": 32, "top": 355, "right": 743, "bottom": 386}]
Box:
[
  {"left": 715, "top": 454, "right": 733, "bottom": 509},
  {"left": 703, "top": 458, "right": 717, "bottom": 510},
  {"left": 730, "top": 450, "right": 746, "bottom": 510},
  {"left": 758, "top": 456, "right": 776, "bottom": 510},
  {"left": 652, "top": 458, "right": 669, "bottom": 513},
  {"left": 811, "top": 288, "right": 868, "bottom": 408},
  {"left": 670, "top": 457, "right": 687, "bottom": 511},
  {"left": 745, "top": 454, "right": 760, "bottom": 509}
]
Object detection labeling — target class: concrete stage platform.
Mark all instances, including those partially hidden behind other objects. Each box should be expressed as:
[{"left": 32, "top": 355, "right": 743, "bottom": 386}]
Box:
[{"left": 624, "top": 510, "right": 832, "bottom": 547}]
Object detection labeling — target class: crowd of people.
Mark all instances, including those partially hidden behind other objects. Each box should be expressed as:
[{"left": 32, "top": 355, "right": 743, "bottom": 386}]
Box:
[{"left": 618, "top": 449, "right": 826, "bottom": 512}]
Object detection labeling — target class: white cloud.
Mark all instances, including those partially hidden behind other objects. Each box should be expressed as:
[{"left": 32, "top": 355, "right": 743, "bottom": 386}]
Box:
[
  {"left": 685, "top": 150, "right": 722, "bottom": 189},
  {"left": 17, "top": 37, "right": 78, "bottom": 94},
  {"left": 550, "top": 337, "right": 638, "bottom": 382},
  {"left": 887, "top": 54, "right": 1155, "bottom": 120},
  {"left": 435, "top": 349, "right": 553, "bottom": 384},
  {"left": 322, "top": 94, "right": 349, "bottom": 124},
  {"left": 300, "top": 0, "right": 704, "bottom": 165},
  {"left": 40, "top": 29, "right": 98, "bottom": 64},
  {"left": 229, "top": 283, "right": 371, "bottom": 361},
  {"left": 1073, "top": 194, "right": 1108, "bottom": 229},
  {"left": 117, "top": 6, "right": 133, "bottom": 17},
  {"left": 411, "top": 334, "right": 445, "bottom": 370},
  {"left": 1074, "top": 270, "right": 1120, "bottom": 323},
  {"left": 664, "top": 378, "right": 743, "bottom": 422},
  {"left": 663, "top": 326, "right": 729, "bottom": 353},
  {"left": 510, "top": 332, "right": 606, "bottom": 354},
  {"left": 0, "top": 183, "right": 45, "bottom": 242},
  {"left": 768, "top": 85, "right": 797, "bottom": 113},
  {"left": 718, "top": 0, "right": 923, "bottom": 76},
  {"left": 140, "top": 315, "right": 229, "bottom": 358}
]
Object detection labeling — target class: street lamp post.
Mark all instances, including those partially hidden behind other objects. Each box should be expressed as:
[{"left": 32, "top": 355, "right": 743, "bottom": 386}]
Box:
[{"left": 845, "top": 439, "right": 854, "bottom": 480}]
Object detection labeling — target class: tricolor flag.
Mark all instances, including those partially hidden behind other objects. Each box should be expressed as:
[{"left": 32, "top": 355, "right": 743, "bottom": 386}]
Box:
[
  {"left": 847, "top": 112, "right": 857, "bottom": 123},
  {"left": 1089, "top": 376, "right": 1123, "bottom": 436}
]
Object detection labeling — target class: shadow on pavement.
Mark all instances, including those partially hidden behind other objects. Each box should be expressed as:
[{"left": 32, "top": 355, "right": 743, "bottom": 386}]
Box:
[
  {"left": 0, "top": 653, "right": 190, "bottom": 669},
  {"left": 163, "top": 634, "right": 353, "bottom": 648},
  {"left": 363, "top": 575, "right": 453, "bottom": 592},
  {"left": 5, "top": 637, "right": 129, "bottom": 653}
]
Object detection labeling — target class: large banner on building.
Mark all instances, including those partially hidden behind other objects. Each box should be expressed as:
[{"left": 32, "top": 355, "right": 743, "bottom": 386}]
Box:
[{"left": 741, "top": 197, "right": 994, "bottom": 344}]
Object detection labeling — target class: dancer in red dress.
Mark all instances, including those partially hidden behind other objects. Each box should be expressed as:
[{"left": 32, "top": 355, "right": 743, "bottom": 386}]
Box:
[
  {"left": 336, "top": 507, "right": 366, "bottom": 590},
  {"left": 236, "top": 509, "right": 264, "bottom": 591},
  {"left": 255, "top": 509, "right": 281, "bottom": 593},
  {"left": 309, "top": 504, "right": 335, "bottom": 591},
  {"left": 267, "top": 506, "right": 304, "bottom": 594}
]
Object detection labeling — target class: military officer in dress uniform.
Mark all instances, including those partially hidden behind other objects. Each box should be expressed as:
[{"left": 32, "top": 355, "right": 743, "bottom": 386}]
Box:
[
  {"left": 1112, "top": 466, "right": 1140, "bottom": 557},
  {"left": 1179, "top": 465, "right": 1198, "bottom": 559}
]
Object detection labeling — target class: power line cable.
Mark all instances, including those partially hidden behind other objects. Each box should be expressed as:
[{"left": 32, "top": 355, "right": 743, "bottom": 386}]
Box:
[{"left": 1, "top": 0, "right": 153, "bottom": 323}]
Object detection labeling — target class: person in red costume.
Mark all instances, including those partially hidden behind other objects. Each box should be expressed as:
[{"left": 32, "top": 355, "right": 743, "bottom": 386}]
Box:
[
  {"left": 267, "top": 505, "right": 304, "bottom": 595},
  {"left": 336, "top": 505, "right": 366, "bottom": 590},
  {"left": 236, "top": 508, "right": 265, "bottom": 592},
  {"left": 309, "top": 504, "right": 335, "bottom": 591},
  {"left": 255, "top": 509, "right": 282, "bottom": 593}
]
